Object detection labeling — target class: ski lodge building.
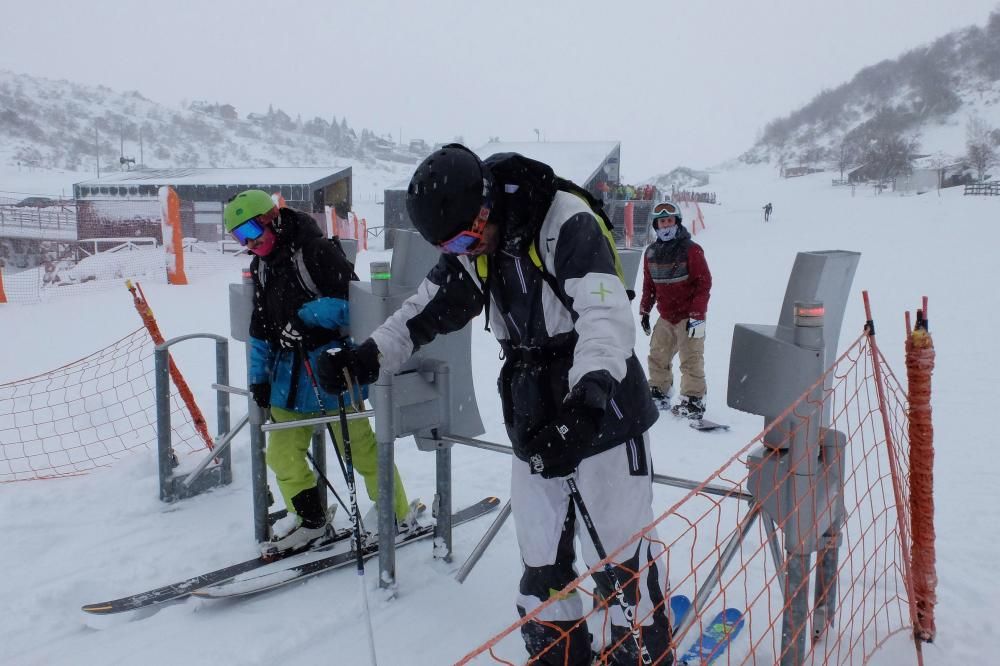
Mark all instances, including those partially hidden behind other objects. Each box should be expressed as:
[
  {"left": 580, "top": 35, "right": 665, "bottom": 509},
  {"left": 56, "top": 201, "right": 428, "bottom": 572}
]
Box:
[{"left": 72, "top": 166, "right": 352, "bottom": 241}]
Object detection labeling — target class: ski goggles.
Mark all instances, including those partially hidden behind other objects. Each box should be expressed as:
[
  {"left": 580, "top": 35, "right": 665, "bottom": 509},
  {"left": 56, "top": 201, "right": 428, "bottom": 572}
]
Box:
[
  {"left": 437, "top": 206, "right": 491, "bottom": 255},
  {"left": 652, "top": 201, "right": 681, "bottom": 219},
  {"left": 230, "top": 217, "right": 267, "bottom": 245}
]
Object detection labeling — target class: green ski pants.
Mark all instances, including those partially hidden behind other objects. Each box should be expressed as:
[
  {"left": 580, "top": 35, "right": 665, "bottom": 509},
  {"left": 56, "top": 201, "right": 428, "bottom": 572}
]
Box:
[{"left": 267, "top": 405, "right": 410, "bottom": 521}]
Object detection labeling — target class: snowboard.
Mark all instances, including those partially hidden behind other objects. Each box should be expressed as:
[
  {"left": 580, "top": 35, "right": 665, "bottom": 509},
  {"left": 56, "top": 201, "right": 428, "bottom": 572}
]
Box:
[
  {"left": 689, "top": 419, "right": 730, "bottom": 432},
  {"left": 678, "top": 607, "right": 745, "bottom": 665}
]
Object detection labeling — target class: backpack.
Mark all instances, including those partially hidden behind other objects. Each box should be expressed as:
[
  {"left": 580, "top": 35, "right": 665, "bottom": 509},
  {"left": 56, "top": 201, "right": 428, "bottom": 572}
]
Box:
[
  {"left": 291, "top": 236, "right": 359, "bottom": 299},
  {"left": 475, "top": 153, "right": 633, "bottom": 303}
]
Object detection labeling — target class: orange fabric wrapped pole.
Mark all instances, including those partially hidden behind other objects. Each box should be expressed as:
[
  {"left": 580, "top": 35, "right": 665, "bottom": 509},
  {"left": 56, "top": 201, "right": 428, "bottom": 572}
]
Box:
[
  {"left": 127, "top": 280, "right": 214, "bottom": 452},
  {"left": 906, "top": 297, "right": 937, "bottom": 642},
  {"left": 158, "top": 186, "right": 188, "bottom": 286},
  {"left": 0, "top": 267, "right": 7, "bottom": 303}
]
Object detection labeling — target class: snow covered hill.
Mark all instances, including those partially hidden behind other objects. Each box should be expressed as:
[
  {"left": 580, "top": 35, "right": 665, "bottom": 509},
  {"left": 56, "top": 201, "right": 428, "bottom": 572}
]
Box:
[
  {"left": 1, "top": 163, "right": 997, "bottom": 665},
  {"left": 0, "top": 69, "right": 419, "bottom": 179},
  {"left": 740, "top": 10, "right": 1000, "bottom": 168}
]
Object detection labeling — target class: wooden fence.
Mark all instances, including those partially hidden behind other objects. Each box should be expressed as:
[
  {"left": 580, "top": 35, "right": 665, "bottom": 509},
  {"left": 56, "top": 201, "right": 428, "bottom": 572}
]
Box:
[{"left": 964, "top": 182, "right": 1000, "bottom": 196}]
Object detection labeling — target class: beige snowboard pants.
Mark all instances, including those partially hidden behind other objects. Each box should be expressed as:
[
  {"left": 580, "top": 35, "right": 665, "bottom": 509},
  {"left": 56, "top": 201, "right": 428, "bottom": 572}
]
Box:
[{"left": 647, "top": 317, "right": 706, "bottom": 398}]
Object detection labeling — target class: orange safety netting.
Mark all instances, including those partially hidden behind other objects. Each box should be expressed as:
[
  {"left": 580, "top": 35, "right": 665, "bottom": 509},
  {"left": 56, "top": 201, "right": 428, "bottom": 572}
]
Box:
[
  {"left": 0, "top": 328, "right": 210, "bottom": 482},
  {"left": 459, "top": 327, "right": 924, "bottom": 665}
]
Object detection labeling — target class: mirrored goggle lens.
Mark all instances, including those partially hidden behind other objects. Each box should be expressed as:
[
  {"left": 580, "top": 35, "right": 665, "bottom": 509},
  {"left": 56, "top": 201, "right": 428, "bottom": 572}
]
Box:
[
  {"left": 231, "top": 218, "right": 266, "bottom": 245},
  {"left": 438, "top": 230, "right": 483, "bottom": 255},
  {"left": 652, "top": 202, "right": 679, "bottom": 218}
]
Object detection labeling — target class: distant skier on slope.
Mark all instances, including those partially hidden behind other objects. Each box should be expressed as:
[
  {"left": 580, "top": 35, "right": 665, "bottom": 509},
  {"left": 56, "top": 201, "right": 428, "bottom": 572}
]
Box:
[
  {"left": 316, "top": 145, "right": 673, "bottom": 665},
  {"left": 639, "top": 199, "right": 713, "bottom": 420},
  {"left": 223, "top": 190, "right": 419, "bottom": 556},
  {"left": 763, "top": 202, "right": 773, "bottom": 222}
]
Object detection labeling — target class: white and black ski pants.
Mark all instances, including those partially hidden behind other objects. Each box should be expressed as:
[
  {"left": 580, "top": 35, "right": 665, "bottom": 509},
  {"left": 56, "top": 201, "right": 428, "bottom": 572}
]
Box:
[{"left": 512, "top": 434, "right": 672, "bottom": 665}]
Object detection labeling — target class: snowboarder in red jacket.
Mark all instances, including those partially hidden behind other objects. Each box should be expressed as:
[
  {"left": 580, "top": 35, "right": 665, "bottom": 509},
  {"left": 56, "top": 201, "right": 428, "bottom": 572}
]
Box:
[{"left": 639, "top": 200, "right": 712, "bottom": 419}]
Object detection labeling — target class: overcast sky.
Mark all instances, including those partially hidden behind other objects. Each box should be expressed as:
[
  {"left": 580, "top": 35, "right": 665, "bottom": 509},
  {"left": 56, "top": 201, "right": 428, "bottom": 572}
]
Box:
[{"left": 2, "top": 0, "right": 998, "bottom": 180}]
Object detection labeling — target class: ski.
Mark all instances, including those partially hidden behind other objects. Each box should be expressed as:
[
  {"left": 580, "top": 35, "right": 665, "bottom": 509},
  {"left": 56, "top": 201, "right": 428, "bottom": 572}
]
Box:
[
  {"left": 678, "top": 607, "right": 745, "bottom": 665},
  {"left": 671, "top": 593, "right": 692, "bottom": 629},
  {"left": 80, "top": 526, "right": 354, "bottom": 615},
  {"left": 193, "top": 496, "right": 501, "bottom": 599},
  {"left": 689, "top": 419, "right": 730, "bottom": 432}
]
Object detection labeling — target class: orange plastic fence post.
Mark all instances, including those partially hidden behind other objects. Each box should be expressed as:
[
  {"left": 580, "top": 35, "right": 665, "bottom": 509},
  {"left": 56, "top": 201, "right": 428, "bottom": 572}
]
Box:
[
  {"left": 127, "top": 280, "right": 214, "bottom": 452},
  {"left": 362, "top": 219, "right": 368, "bottom": 250},
  {"left": 158, "top": 186, "right": 188, "bottom": 285},
  {"left": 0, "top": 267, "right": 7, "bottom": 303},
  {"left": 906, "top": 297, "right": 937, "bottom": 643}
]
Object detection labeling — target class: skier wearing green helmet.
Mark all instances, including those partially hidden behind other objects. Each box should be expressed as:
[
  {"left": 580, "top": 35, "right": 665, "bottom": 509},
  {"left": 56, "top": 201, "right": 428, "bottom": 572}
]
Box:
[{"left": 224, "top": 190, "right": 421, "bottom": 556}]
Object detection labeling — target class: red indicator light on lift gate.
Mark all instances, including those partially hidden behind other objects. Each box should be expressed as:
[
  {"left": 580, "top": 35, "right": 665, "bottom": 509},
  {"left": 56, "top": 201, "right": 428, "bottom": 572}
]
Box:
[{"left": 795, "top": 305, "right": 825, "bottom": 318}]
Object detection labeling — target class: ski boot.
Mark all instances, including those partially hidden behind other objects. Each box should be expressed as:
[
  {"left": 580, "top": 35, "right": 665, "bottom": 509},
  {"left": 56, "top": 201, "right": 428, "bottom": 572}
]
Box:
[
  {"left": 671, "top": 395, "right": 706, "bottom": 420},
  {"left": 260, "top": 521, "right": 333, "bottom": 558},
  {"left": 361, "top": 498, "right": 427, "bottom": 536},
  {"left": 650, "top": 386, "right": 672, "bottom": 411},
  {"left": 260, "top": 486, "right": 332, "bottom": 558},
  {"left": 398, "top": 499, "right": 427, "bottom": 535}
]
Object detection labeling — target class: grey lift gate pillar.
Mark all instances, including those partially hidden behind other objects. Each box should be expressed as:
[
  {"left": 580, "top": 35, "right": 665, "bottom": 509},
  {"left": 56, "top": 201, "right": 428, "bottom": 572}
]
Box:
[
  {"left": 727, "top": 250, "right": 859, "bottom": 665},
  {"left": 350, "top": 230, "right": 484, "bottom": 591},
  {"left": 155, "top": 334, "right": 232, "bottom": 502}
]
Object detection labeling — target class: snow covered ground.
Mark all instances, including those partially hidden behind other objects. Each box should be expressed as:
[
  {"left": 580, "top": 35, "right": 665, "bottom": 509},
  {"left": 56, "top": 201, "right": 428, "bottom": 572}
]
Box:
[{"left": 1, "top": 163, "right": 998, "bottom": 665}]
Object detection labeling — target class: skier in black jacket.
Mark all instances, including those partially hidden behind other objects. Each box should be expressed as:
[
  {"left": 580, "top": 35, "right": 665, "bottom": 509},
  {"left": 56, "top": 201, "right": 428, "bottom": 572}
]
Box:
[
  {"left": 316, "top": 146, "right": 672, "bottom": 665},
  {"left": 224, "top": 190, "right": 416, "bottom": 556}
]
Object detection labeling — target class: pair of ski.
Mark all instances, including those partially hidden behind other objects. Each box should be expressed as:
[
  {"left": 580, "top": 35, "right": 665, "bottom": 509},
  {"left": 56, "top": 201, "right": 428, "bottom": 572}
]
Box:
[
  {"left": 81, "top": 496, "right": 500, "bottom": 615},
  {"left": 670, "top": 594, "right": 744, "bottom": 665}
]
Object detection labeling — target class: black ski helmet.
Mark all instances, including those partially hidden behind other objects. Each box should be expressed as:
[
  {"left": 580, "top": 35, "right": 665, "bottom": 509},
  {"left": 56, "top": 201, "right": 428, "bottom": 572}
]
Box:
[{"left": 406, "top": 144, "right": 493, "bottom": 245}]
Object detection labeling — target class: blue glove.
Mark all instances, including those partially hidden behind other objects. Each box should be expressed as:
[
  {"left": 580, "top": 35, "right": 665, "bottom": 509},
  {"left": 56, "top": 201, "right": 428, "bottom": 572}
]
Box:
[{"left": 686, "top": 319, "right": 705, "bottom": 339}]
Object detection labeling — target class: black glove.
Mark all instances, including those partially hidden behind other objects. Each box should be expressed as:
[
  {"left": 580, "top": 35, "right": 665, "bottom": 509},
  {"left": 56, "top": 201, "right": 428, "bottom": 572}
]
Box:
[
  {"left": 249, "top": 382, "right": 271, "bottom": 409},
  {"left": 278, "top": 320, "right": 305, "bottom": 349},
  {"left": 640, "top": 313, "right": 651, "bottom": 336},
  {"left": 525, "top": 404, "right": 601, "bottom": 479},
  {"left": 317, "top": 338, "right": 381, "bottom": 393}
]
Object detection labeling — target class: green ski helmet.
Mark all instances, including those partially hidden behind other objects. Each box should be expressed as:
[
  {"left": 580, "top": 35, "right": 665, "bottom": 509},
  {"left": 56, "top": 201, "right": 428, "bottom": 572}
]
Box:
[{"left": 224, "top": 189, "right": 277, "bottom": 233}]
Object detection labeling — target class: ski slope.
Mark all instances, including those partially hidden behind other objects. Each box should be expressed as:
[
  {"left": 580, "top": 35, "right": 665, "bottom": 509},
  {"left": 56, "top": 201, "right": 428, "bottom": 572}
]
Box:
[{"left": 1, "top": 164, "right": 997, "bottom": 665}]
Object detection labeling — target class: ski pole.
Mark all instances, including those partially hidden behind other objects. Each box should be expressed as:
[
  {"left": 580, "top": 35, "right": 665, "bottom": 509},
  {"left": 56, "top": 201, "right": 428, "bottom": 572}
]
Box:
[
  {"left": 566, "top": 476, "right": 651, "bottom": 665},
  {"left": 298, "top": 347, "right": 367, "bottom": 534},
  {"left": 336, "top": 370, "right": 379, "bottom": 666},
  {"left": 455, "top": 499, "right": 511, "bottom": 583},
  {"left": 299, "top": 347, "right": 378, "bottom": 666}
]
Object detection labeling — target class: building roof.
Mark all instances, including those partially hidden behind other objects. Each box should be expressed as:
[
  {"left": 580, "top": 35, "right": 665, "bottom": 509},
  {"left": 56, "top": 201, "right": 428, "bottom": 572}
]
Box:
[
  {"left": 473, "top": 141, "right": 619, "bottom": 186},
  {"left": 74, "top": 166, "right": 350, "bottom": 187}
]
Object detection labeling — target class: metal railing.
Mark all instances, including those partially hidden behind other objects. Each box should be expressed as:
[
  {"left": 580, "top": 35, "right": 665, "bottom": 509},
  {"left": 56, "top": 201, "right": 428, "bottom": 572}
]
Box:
[{"left": 77, "top": 237, "right": 158, "bottom": 257}]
